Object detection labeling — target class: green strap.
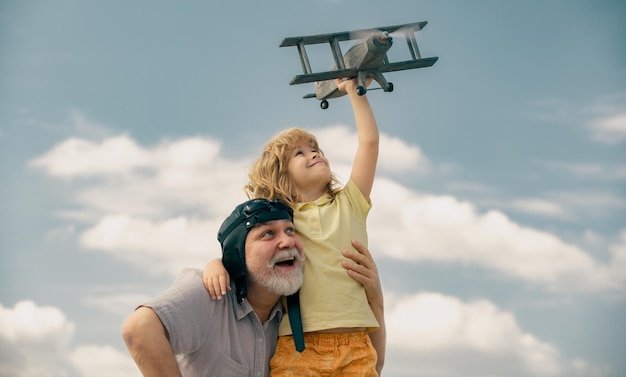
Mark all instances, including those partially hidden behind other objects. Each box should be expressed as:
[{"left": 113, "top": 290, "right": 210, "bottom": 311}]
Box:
[{"left": 286, "top": 291, "right": 305, "bottom": 352}]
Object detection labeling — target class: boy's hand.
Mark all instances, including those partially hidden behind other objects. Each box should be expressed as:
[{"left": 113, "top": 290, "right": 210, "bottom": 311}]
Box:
[
  {"left": 335, "top": 77, "right": 373, "bottom": 94},
  {"left": 202, "top": 259, "right": 231, "bottom": 300},
  {"left": 336, "top": 77, "right": 357, "bottom": 93}
]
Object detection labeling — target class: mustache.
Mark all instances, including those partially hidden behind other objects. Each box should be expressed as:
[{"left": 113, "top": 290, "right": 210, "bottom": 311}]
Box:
[{"left": 270, "top": 247, "right": 305, "bottom": 266}]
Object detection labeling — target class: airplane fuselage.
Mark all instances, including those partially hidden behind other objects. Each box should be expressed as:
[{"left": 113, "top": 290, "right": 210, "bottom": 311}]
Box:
[{"left": 314, "top": 31, "right": 393, "bottom": 100}]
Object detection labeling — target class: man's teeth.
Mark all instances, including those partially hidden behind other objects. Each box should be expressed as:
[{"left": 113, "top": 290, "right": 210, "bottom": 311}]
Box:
[{"left": 275, "top": 257, "right": 295, "bottom": 266}]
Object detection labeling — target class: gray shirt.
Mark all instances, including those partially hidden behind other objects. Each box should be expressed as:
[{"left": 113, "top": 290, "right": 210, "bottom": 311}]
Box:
[{"left": 143, "top": 268, "right": 283, "bottom": 377}]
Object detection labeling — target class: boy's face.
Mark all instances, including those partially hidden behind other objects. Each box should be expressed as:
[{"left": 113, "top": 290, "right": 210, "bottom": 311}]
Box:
[
  {"left": 287, "top": 143, "right": 331, "bottom": 194},
  {"left": 244, "top": 219, "right": 305, "bottom": 297}
]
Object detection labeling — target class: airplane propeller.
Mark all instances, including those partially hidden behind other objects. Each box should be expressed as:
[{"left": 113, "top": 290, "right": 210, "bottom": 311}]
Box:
[{"left": 348, "top": 25, "right": 420, "bottom": 43}]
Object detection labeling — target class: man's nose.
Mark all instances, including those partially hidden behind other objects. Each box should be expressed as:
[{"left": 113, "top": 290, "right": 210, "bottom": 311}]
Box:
[{"left": 277, "top": 232, "right": 295, "bottom": 248}]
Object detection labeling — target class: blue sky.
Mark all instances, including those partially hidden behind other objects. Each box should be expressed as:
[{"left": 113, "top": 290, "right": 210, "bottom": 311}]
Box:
[{"left": 1, "top": 1, "right": 625, "bottom": 376}]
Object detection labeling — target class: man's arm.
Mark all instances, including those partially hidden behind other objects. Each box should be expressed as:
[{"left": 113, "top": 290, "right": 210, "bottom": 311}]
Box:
[
  {"left": 337, "top": 78, "right": 379, "bottom": 201},
  {"left": 342, "top": 239, "right": 386, "bottom": 375},
  {"left": 121, "top": 306, "right": 183, "bottom": 377}
]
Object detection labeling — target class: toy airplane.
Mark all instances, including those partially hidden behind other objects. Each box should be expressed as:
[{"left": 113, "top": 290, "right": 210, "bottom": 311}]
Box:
[{"left": 280, "top": 21, "right": 438, "bottom": 109}]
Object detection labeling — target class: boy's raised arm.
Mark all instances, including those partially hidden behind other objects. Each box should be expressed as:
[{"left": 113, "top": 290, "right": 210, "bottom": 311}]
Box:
[{"left": 337, "top": 78, "right": 379, "bottom": 201}]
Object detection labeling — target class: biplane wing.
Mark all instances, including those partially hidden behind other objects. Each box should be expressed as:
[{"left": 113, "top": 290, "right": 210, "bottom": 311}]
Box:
[
  {"left": 289, "top": 57, "right": 439, "bottom": 85},
  {"left": 280, "top": 21, "right": 438, "bottom": 109},
  {"left": 378, "top": 56, "right": 439, "bottom": 73},
  {"left": 279, "top": 21, "right": 428, "bottom": 47},
  {"left": 289, "top": 68, "right": 358, "bottom": 85}
]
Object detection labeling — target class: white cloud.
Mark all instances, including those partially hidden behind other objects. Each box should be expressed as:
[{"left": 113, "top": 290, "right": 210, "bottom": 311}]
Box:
[
  {"left": 0, "top": 302, "right": 74, "bottom": 377},
  {"left": 23, "top": 126, "right": 624, "bottom": 376},
  {"left": 586, "top": 93, "right": 626, "bottom": 144},
  {"left": 589, "top": 113, "right": 626, "bottom": 144},
  {"left": 369, "top": 178, "right": 622, "bottom": 292},
  {"left": 608, "top": 231, "right": 626, "bottom": 282},
  {"left": 83, "top": 294, "right": 154, "bottom": 317},
  {"left": 528, "top": 94, "right": 626, "bottom": 145},
  {"left": 69, "top": 111, "right": 114, "bottom": 140},
  {"left": 0, "top": 294, "right": 606, "bottom": 377},
  {"left": 27, "top": 126, "right": 425, "bottom": 218},
  {"left": 80, "top": 215, "right": 223, "bottom": 275},
  {"left": 0, "top": 300, "right": 75, "bottom": 376},
  {"left": 540, "top": 162, "right": 626, "bottom": 182},
  {"left": 509, "top": 198, "right": 568, "bottom": 219},
  {"left": 69, "top": 345, "right": 139, "bottom": 377},
  {"left": 384, "top": 292, "right": 608, "bottom": 377},
  {"left": 313, "top": 124, "right": 429, "bottom": 174},
  {"left": 29, "top": 134, "right": 249, "bottom": 218},
  {"left": 384, "top": 292, "right": 564, "bottom": 377},
  {"left": 0, "top": 301, "right": 140, "bottom": 377},
  {"left": 445, "top": 181, "right": 496, "bottom": 194},
  {"left": 538, "top": 161, "right": 626, "bottom": 180},
  {"left": 489, "top": 190, "right": 626, "bottom": 223},
  {"left": 28, "top": 135, "right": 152, "bottom": 178},
  {"left": 0, "top": 300, "right": 74, "bottom": 345},
  {"left": 548, "top": 191, "right": 626, "bottom": 218},
  {"left": 29, "top": 132, "right": 626, "bottom": 292}
]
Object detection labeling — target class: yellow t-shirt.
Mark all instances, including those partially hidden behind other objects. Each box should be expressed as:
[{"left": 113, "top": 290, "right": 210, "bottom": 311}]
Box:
[{"left": 279, "top": 180, "right": 379, "bottom": 335}]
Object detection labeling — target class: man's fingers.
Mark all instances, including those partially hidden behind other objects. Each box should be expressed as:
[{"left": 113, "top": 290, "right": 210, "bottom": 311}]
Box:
[
  {"left": 344, "top": 248, "right": 372, "bottom": 271},
  {"left": 351, "top": 239, "right": 373, "bottom": 259},
  {"left": 343, "top": 262, "right": 367, "bottom": 284},
  {"left": 342, "top": 240, "right": 379, "bottom": 286},
  {"left": 341, "top": 257, "right": 371, "bottom": 281}
]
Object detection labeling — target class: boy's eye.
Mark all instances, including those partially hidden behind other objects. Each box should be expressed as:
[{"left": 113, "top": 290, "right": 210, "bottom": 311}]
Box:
[{"left": 286, "top": 227, "right": 296, "bottom": 234}]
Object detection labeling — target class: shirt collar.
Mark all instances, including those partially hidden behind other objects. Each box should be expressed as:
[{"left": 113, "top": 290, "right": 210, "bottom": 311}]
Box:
[
  {"left": 296, "top": 192, "right": 333, "bottom": 211},
  {"left": 230, "top": 291, "right": 283, "bottom": 323}
]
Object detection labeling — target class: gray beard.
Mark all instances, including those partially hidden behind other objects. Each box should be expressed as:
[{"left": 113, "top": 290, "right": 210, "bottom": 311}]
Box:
[
  {"left": 265, "top": 268, "right": 304, "bottom": 296},
  {"left": 251, "top": 247, "right": 305, "bottom": 296}
]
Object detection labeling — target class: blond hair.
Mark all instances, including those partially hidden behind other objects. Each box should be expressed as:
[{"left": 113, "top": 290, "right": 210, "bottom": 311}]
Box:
[{"left": 244, "top": 127, "right": 341, "bottom": 208}]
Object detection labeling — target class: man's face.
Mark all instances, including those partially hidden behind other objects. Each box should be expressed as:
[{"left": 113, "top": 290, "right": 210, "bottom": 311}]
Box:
[{"left": 244, "top": 219, "right": 305, "bottom": 296}]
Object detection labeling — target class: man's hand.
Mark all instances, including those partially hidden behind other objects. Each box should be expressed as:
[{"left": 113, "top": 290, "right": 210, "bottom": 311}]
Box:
[
  {"left": 341, "top": 239, "right": 383, "bottom": 310},
  {"left": 341, "top": 239, "right": 386, "bottom": 375}
]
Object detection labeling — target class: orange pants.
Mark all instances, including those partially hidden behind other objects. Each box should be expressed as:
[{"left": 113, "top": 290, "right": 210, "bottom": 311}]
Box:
[{"left": 270, "top": 331, "right": 378, "bottom": 377}]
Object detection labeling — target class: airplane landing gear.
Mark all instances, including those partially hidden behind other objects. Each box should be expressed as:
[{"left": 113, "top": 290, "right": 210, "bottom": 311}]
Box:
[{"left": 320, "top": 100, "right": 329, "bottom": 109}]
